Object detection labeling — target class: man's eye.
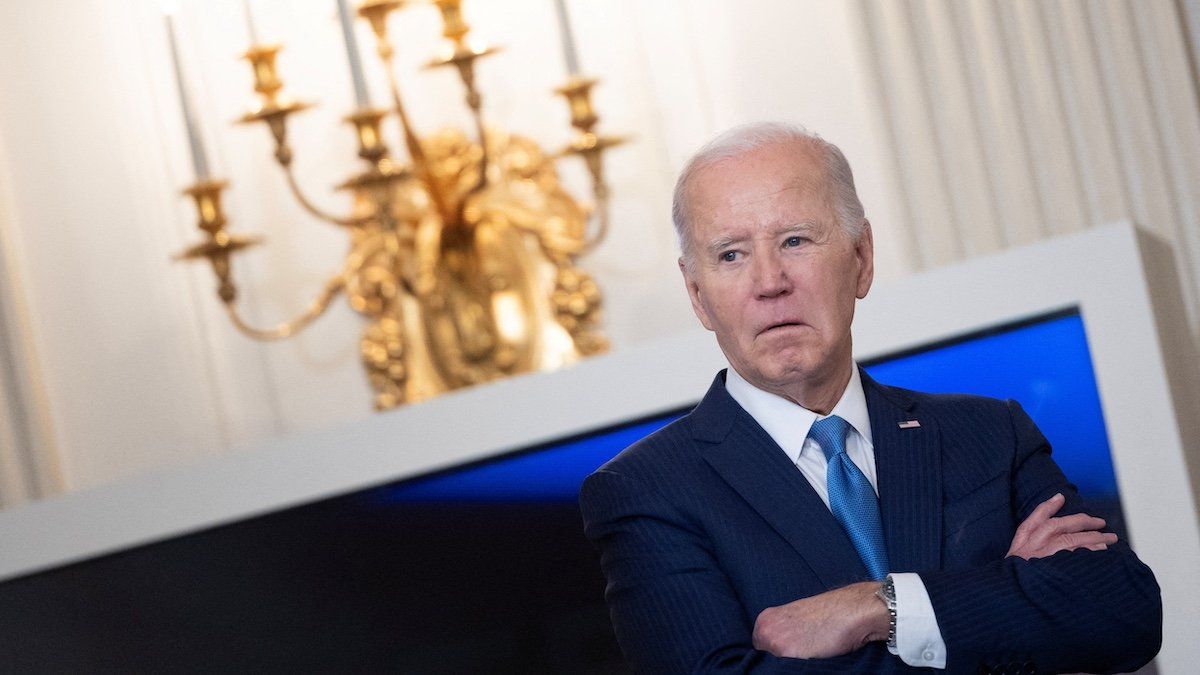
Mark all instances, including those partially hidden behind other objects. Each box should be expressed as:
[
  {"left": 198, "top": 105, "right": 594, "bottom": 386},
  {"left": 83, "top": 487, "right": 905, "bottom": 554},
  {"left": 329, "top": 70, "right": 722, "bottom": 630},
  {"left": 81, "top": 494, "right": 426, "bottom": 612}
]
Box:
[
  {"left": 720, "top": 251, "right": 738, "bottom": 262},
  {"left": 784, "top": 236, "right": 805, "bottom": 247}
]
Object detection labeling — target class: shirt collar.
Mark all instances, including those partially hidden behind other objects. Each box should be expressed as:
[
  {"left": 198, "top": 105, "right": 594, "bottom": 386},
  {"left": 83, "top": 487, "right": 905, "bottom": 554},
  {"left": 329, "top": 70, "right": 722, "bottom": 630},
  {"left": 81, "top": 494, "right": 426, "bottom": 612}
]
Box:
[{"left": 724, "top": 362, "right": 873, "bottom": 462}]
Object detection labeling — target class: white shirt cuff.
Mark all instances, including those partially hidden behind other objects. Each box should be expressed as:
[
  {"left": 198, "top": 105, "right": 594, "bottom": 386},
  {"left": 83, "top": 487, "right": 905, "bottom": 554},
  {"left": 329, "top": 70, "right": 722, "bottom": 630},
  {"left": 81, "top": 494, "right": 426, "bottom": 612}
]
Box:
[{"left": 886, "top": 572, "right": 947, "bottom": 669}]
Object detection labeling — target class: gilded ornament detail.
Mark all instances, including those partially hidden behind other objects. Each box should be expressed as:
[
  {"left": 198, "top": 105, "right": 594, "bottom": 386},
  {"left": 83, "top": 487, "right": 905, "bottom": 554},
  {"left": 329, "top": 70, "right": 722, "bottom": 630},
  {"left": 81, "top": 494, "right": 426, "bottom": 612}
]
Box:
[{"left": 173, "top": 1, "right": 624, "bottom": 410}]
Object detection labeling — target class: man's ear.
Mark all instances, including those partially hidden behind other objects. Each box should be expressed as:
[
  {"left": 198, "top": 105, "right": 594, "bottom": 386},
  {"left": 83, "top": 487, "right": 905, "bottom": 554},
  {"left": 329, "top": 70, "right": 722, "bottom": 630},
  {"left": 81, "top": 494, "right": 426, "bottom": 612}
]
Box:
[
  {"left": 679, "top": 257, "right": 714, "bottom": 332},
  {"left": 854, "top": 220, "right": 875, "bottom": 300}
]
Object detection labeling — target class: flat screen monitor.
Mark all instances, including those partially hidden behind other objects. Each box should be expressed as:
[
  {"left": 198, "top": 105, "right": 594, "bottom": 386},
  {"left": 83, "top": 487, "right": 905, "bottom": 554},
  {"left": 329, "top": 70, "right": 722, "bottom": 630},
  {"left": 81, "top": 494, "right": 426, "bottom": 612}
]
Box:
[{"left": 0, "top": 308, "right": 1124, "bottom": 672}]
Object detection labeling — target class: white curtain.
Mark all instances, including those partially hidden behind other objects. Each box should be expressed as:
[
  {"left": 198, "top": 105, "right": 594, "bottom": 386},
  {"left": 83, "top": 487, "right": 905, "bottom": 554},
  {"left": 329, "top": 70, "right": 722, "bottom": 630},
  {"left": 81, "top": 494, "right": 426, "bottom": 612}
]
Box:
[
  {"left": 0, "top": 223, "right": 60, "bottom": 506},
  {"left": 858, "top": 0, "right": 1200, "bottom": 340}
]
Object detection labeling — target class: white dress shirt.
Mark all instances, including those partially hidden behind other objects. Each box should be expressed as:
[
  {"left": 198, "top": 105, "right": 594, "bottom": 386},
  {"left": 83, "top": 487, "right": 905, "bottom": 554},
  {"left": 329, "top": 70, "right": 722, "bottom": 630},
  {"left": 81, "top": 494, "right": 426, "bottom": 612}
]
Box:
[{"left": 724, "top": 364, "right": 947, "bottom": 669}]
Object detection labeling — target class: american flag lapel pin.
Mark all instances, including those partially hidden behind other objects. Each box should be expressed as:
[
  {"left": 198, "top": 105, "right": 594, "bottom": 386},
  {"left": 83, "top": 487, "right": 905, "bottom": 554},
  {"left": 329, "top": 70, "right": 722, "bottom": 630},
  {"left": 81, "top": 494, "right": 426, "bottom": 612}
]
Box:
[{"left": 898, "top": 420, "right": 921, "bottom": 429}]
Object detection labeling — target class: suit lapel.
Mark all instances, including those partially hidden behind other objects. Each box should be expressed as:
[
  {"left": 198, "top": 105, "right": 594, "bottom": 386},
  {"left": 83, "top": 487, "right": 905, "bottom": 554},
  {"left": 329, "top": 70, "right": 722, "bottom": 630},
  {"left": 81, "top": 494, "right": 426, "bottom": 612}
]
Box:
[
  {"left": 693, "top": 372, "right": 869, "bottom": 590},
  {"left": 862, "top": 369, "right": 943, "bottom": 573}
]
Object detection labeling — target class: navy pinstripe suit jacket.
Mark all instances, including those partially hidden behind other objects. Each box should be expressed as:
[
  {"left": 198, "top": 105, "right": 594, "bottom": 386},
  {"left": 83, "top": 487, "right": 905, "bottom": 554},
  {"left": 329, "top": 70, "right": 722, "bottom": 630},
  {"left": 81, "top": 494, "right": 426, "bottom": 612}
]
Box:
[{"left": 579, "top": 369, "right": 1161, "bottom": 674}]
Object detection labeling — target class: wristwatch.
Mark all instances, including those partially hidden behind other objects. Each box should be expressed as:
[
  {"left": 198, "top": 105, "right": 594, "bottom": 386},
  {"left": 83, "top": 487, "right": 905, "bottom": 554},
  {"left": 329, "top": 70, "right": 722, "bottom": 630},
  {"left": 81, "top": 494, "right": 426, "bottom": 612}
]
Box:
[{"left": 875, "top": 574, "right": 898, "bottom": 650}]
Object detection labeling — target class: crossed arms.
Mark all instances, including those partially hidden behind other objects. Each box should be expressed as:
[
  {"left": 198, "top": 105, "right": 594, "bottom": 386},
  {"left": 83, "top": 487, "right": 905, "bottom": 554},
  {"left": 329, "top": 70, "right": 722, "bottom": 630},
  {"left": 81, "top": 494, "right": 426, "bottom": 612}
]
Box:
[
  {"left": 750, "top": 492, "right": 1119, "bottom": 662},
  {"left": 579, "top": 402, "right": 1161, "bottom": 673}
]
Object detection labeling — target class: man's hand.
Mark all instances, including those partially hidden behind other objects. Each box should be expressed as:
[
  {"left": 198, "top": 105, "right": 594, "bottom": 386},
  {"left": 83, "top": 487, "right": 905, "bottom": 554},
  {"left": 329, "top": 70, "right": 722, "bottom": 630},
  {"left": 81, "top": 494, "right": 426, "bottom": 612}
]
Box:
[
  {"left": 752, "top": 581, "right": 889, "bottom": 659},
  {"left": 1007, "top": 492, "right": 1117, "bottom": 560}
]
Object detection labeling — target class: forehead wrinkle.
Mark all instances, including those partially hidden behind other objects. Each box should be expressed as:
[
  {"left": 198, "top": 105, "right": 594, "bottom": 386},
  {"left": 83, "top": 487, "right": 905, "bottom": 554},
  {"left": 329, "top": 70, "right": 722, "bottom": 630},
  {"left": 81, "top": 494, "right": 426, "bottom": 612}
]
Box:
[
  {"left": 691, "top": 151, "right": 821, "bottom": 206},
  {"left": 688, "top": 152, "right": 835, "bottom": 253},
  {"left": 774, "top": 221, "right": 819, "bottom": 234},
  {"left": 716, "top": 180, "right": 811, "bottom": 214}
]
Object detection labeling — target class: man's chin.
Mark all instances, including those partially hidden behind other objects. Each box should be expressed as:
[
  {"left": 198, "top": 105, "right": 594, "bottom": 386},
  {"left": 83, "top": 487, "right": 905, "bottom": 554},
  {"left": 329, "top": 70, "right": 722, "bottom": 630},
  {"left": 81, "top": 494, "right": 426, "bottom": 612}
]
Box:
[
  {"left": 760, "top": 348, "right": 825, "bottom": 374},
  {"left": 752, "top": 361, "right": 827, "bottom": 389}
]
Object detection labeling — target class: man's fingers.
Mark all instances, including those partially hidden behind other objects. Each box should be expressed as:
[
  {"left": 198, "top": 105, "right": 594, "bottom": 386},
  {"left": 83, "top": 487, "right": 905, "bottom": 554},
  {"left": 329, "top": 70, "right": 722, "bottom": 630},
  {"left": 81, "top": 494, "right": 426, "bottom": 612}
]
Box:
[
  {"left": 1051, "top": 513, "right": 1107, "bottom": 534},
  {"left": 1013, "top": 493, "right": 1066, "bottom": 547},
  {"left": 1013, "top": 493, "right": 1064, "bottom": 554},
  {"left": 1028, "top": 492, "right": 1066, "bottom": 523},
  {"left": 1009, "top": 495, "right": 1119, "bottom": 561},
  {"left": 1012, "top": 493, "right": 1065, "bottom": 547},
  {"left": 1062, "top": 530, "right": 1118, "bottom": 549}
]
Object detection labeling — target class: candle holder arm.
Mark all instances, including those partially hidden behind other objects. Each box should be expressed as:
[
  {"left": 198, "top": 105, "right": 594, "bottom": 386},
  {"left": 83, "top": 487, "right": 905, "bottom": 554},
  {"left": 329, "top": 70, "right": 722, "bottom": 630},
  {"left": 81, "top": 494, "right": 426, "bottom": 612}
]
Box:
[
  {"left": 239, "top": 98, "right": 369, "bottom": 229},
  {"left": 580, "top": 182, "right": 611, "bottom": 255},
  {"left": 222, "top": 272, "right": 347, "bottom": 341},
  {"left": 559, "top": 139, "right": 627, "bottom": 256},
  {"left": 279, "top": 161, "right": 369, "bottom": 228},
  {"left": 552, "top": 76, "right": 628, "bottom": 256},
  {"left": 207, "top": 231, "right": 379, "bottom": 342}
]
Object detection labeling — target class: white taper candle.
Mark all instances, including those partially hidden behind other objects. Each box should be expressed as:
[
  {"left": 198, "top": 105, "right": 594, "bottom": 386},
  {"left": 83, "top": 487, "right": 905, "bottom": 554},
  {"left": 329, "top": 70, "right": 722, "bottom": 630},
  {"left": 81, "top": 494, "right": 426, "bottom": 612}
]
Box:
[
  {"left": 553, "top": 0, "right": 580, "bottom": 76},
  {"left": 243, "top": 0, "right": 261, "bottom": 45},
  {"left": 335, "top": 0, "right": 371, "bottom": 108},
  {"left": 163, "top": 6, "right": 211, "bottom": 180}
]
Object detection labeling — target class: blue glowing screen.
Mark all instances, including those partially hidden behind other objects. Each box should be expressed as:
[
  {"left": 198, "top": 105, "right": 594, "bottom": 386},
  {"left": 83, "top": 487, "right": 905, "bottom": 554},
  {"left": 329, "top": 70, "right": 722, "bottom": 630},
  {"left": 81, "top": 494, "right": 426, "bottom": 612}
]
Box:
[
  {"left": 862, "top": 311, "right": 1116, "bottom": 499},
  {"left": 376, "top": 416, "right": 682, "bottom": 503},
  {"left": 368, "top": 310, "right": 1119, "bottom": 512}
]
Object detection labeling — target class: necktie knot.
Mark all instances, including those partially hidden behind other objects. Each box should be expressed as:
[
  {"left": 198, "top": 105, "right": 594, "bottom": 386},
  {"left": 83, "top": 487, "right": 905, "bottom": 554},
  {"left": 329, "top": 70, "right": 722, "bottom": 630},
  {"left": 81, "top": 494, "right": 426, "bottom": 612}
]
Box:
[{"left": 809, "top": 414, "right": 851, "bottom": 462}]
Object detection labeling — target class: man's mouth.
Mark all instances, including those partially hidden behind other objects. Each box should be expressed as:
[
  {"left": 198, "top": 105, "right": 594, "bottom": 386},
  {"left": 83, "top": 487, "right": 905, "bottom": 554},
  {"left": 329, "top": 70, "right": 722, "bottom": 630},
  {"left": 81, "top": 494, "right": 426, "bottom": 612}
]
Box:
[{"left": 759, "top": 322, "right": 805, "bottom": 335}]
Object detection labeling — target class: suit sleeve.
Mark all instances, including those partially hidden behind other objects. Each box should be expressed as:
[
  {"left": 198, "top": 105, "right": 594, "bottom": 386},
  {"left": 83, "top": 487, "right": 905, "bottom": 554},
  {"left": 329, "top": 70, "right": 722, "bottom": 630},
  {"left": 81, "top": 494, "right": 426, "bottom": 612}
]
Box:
[
  {"left": 918, "top": 400, "right": 1162, "bottom": 674},
  {"left": 579, "top": 467, "right": 893, "bottom": 674}
]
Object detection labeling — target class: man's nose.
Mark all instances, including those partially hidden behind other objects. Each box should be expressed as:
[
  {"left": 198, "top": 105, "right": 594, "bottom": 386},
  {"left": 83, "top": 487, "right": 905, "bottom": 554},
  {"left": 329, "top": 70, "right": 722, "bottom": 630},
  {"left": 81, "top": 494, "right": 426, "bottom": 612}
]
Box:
[{"left": 752, "top": 252, "right": 792, "bottom": 299}]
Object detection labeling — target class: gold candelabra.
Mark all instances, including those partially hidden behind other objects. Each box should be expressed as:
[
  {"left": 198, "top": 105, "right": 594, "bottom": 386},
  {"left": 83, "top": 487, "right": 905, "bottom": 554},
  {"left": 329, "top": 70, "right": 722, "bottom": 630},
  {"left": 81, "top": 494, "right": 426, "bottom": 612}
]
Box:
[{"left": 172, "top": 0, "right": 625, "bottom": 410}]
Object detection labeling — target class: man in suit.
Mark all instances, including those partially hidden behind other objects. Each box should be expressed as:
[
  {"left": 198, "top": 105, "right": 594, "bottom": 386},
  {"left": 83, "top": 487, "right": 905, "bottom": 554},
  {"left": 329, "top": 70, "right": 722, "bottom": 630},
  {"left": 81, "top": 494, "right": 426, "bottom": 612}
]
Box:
[{"left": 578, "top": 122, "right": 1161, "bottom": 673}]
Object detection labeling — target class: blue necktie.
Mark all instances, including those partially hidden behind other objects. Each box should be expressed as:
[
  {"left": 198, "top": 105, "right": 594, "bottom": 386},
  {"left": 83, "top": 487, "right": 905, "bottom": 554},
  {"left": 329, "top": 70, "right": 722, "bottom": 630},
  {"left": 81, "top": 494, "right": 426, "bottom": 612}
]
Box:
[{"left": 808, "top": 415, "right": 890, "bottom": 580}]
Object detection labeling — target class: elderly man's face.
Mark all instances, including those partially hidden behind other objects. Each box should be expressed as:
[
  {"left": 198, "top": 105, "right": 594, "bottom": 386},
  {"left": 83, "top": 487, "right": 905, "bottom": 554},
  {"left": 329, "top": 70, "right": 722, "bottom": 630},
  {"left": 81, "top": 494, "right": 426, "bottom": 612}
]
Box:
[{"left": 679, "top": 141, "right": 874, "bottom": 395}]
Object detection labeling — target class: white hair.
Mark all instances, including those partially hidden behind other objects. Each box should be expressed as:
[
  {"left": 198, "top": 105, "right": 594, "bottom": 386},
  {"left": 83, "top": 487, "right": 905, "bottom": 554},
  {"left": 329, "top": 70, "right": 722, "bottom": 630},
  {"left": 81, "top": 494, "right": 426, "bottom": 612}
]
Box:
[{"left": 671, "top": 121, "right": 866, "bottom": 268}]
